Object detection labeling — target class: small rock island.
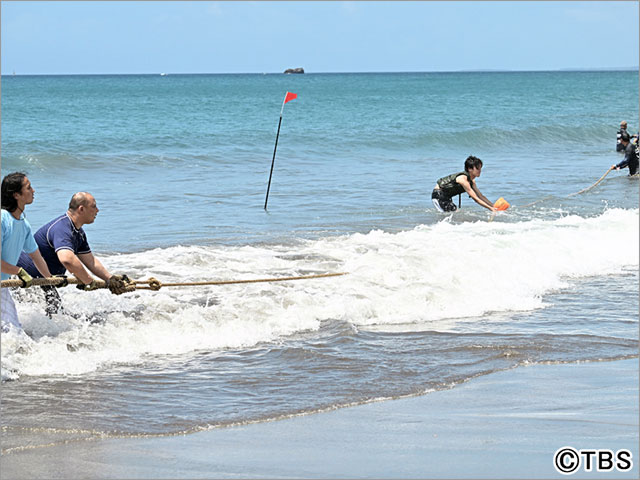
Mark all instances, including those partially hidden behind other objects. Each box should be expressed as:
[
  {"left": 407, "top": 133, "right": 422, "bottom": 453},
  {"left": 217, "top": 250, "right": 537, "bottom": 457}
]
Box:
[{"left": 284, "top": 68, "right": 304, "bottom": 74}]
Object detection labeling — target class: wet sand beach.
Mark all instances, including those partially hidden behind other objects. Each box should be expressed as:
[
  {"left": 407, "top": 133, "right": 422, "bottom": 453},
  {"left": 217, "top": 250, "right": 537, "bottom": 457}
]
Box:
[{"left": 2, "top": 358, "right": 637, "bottom": 479}]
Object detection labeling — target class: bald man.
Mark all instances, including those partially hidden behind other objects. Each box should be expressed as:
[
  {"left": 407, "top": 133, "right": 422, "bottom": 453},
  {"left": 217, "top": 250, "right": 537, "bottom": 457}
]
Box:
[{"left": 18, "top": 192, "right": 130, "bottom": 316}]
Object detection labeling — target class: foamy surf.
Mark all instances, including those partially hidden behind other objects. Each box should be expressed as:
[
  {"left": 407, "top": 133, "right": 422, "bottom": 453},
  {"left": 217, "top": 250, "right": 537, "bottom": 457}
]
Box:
[{"left": 2, "top": 208, "right": 637, "bottom": 380}]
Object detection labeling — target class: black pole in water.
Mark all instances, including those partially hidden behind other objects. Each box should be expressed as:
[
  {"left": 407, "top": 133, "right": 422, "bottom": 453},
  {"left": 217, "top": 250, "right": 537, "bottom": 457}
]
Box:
[
  {"left": 264, "top": 92, "right": 297, "bottom": 210},
  {"left": 264, "top": 114, "right": 283, "bottom": 210}
]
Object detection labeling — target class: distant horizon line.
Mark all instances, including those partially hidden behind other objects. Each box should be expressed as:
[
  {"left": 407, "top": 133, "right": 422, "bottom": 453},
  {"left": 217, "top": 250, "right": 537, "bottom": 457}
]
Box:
[{"left": 2, "top": 67, "right": 638, "bottom": 77}]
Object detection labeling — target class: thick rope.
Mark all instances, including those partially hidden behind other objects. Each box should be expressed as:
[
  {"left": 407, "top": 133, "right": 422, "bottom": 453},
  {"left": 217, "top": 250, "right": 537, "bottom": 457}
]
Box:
[
  {"left": 134, "top": 272, "right": 347, "bottom": 290},
  {"left": 1, "top": 277, "right": 96, "bottom": 288},
  {"left": 0, "top": 272, "right": 347, "bottom": 290},
  {"left": 517, "top": 167, "right": 614, "bottom": 209},
  {"left": 567, "top": 166, "right": 614, "bottom": 197}
]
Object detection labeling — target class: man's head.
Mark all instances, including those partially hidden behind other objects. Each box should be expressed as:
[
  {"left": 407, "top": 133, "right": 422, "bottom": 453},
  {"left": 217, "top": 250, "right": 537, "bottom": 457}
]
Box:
[
  {"left": 464, "top": 155, "right": 483, "bottom": 177},
  {"left": 620, "top": 132, "right": 631, "bottom": 144},
  {"left": 68, "top": 192, "right": 99, "bottom": 225},
  {"left": 1, "top": 172, "right": 34, "bottom": 213},
  {"left": 620, "top": 121, "right": 628, "bottom": 129}
]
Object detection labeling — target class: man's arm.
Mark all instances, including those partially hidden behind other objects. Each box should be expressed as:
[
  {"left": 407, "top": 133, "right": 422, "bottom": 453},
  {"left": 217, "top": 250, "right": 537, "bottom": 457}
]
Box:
[
  {"left": 457, "top": 176, "right": 496, "bottom": 211},
  {"left": 77, "top": 252, "right": 112, "bottom": 282},
  {"left": 471, "top": 181, "right": 494, "bottom": 207},
  {"left": 1, "top": 260, "right": 21, "bottom": 276},
  {"left": 613, "top": 159, "right": 629, "bottom": 170},
  {"left": 28, "top": 250, "right": 52, "bottom": 278},
  {"left": 57, "top": 249, "right": 95, "bottom": 284},
  {"left": 613, "top": 150, "right": 632, "bottom": 170}
]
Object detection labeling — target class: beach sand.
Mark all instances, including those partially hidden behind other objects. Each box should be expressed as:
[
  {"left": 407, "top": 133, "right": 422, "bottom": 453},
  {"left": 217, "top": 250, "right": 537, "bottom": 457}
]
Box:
[{"left": 1, "top": 359, "right": 637, "bottom": 479}]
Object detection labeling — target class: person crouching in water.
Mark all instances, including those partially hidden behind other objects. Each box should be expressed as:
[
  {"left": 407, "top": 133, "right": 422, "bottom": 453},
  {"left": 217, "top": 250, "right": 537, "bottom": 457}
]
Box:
[{"left": 432, "top": 155, "right": 498, "bottom": 213}]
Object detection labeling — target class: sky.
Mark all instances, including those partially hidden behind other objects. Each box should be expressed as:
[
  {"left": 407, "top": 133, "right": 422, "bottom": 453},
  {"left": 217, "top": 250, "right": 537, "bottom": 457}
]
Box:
[{"left": 1, "top": 1, "right": 638, "bottom": 75}]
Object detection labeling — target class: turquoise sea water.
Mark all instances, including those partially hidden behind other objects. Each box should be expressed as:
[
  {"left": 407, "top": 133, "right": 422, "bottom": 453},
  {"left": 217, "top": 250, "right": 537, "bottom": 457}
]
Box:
[
  {"left": 2, "top": 71, "right": 638, "bottom": 249},
  {"left": 1, "top": 71, "right": 638, "bottom": 451}
]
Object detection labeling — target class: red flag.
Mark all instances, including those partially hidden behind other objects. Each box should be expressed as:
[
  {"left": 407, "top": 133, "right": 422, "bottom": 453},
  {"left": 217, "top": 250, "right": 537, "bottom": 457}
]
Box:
[{"left": 284, "top": 91, "right": 297, "bottom": 104}]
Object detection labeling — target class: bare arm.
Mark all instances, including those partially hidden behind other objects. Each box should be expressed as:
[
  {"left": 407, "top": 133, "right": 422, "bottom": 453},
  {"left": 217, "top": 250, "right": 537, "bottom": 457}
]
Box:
[
  {"left": 28, "top": 250, "right": 52, "bottom": 278},
  {"left": 1, "top": 260, "right": 21, "bottom": 276},
  {"left": 457, "top": 176, "right": 496, "bottom": 211},
  {"left": 471, "top": 181, "right": 494, "bottom": 208},
  {"left": 57, "top": 249, "right": 95, "bottom": 284},
  {"left": 77, "top": 252, "right": 112, "bottom": 282}
]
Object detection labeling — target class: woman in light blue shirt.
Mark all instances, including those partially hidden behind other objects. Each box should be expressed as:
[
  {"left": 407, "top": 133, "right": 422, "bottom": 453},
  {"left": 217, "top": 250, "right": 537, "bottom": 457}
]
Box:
[{"left": 1, "top": 172, "right": 51, "bottom": 332}]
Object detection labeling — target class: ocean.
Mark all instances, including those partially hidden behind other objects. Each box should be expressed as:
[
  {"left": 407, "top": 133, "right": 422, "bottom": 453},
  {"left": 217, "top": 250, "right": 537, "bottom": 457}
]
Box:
[{"left": 1, "top": 71, "right": 638, "bottom": 451}]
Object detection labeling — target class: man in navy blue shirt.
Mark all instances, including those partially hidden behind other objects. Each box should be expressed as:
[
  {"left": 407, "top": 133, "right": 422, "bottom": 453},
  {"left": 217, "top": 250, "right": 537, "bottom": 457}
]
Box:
[{"left": 18, "top": 192, "right": 129, "bottom": 316}]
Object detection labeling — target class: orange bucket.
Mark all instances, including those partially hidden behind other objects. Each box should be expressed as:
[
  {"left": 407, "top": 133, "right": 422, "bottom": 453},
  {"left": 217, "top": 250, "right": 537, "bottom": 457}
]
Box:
[{"left": 494, "top": 197, "right": 510, "bottom": 211}]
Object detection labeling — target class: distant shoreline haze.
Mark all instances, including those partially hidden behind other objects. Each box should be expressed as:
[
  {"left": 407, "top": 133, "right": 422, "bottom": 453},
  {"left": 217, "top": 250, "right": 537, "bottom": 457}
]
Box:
[{"left": 2, "top": 67, "right": 639, "bottom": 77}]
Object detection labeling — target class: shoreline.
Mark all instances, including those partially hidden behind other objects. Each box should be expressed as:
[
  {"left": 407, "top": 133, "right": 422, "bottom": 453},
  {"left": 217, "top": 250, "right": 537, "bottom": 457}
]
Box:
[{"left": 1, "top": 358, "right": 637, "bottom": 479}]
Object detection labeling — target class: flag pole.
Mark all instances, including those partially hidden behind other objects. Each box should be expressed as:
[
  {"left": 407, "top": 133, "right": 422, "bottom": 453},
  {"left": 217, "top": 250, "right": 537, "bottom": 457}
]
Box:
[{"left": 264, "top": 92, "right": 296, "bottom": 210}]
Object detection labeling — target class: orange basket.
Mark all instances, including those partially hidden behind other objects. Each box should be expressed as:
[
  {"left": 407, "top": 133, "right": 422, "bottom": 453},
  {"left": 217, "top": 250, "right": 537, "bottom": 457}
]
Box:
[{"left": 494, "top": 197, "right": 510, "bottom": 211}]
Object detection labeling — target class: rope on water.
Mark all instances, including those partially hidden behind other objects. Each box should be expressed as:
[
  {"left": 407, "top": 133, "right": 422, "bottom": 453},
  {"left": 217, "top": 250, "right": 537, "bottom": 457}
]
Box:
[
  {"left": 134, "top": 272, "right": 347, "bottom": 290},
  {"left": 567, "top": 166, "right": 614, "bottom": 197},
  {"left": 516, "top": 167, "right": 615, "bottom": 209},
  {"left": 517, "top": 195, "right": 555, "bottom": 209},
  {"left": 0, "top": 272, "right": 348, "bottom": 291}
]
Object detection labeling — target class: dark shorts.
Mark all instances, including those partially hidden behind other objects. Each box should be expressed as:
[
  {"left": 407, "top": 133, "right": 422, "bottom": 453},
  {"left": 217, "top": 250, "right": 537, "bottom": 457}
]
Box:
[{"left": 431, "top": 189, "right": 457, "bottom": 212}]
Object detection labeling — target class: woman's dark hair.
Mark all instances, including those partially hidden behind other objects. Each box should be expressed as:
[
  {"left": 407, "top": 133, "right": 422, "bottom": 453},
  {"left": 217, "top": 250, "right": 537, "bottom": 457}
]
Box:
[
  {"left": 1, "top": 172, "right": 27, "bottom": 212},
  {"left": 464, "top": 155, "right": 483, "bottom": 172}
]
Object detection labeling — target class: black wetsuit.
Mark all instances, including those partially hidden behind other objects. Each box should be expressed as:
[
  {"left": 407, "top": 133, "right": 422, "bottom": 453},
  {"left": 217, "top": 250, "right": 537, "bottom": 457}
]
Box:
[
  {"left": 616, "top": 128, "right": 629, "bottom": 152},
  {"left": 615, "top": 142, "right": 639, "bottom": 175}
]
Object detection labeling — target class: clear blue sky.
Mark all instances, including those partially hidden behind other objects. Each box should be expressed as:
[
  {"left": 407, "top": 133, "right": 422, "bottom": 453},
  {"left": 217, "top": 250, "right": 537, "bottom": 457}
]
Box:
[{"left": 1, "top": 1, "right": 638, "bottom": 74}]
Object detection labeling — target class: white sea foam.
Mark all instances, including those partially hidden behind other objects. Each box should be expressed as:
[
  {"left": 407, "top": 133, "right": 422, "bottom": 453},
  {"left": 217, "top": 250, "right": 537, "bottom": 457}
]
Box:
[{"left": 2, "top": 208, "right": 637, "bottom": 379}]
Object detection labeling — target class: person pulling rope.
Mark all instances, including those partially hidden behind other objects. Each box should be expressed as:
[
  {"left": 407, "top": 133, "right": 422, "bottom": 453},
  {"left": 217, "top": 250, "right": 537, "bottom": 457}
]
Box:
[{"left": 0, "top": 272, "right": 348, "bottom": 292}]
